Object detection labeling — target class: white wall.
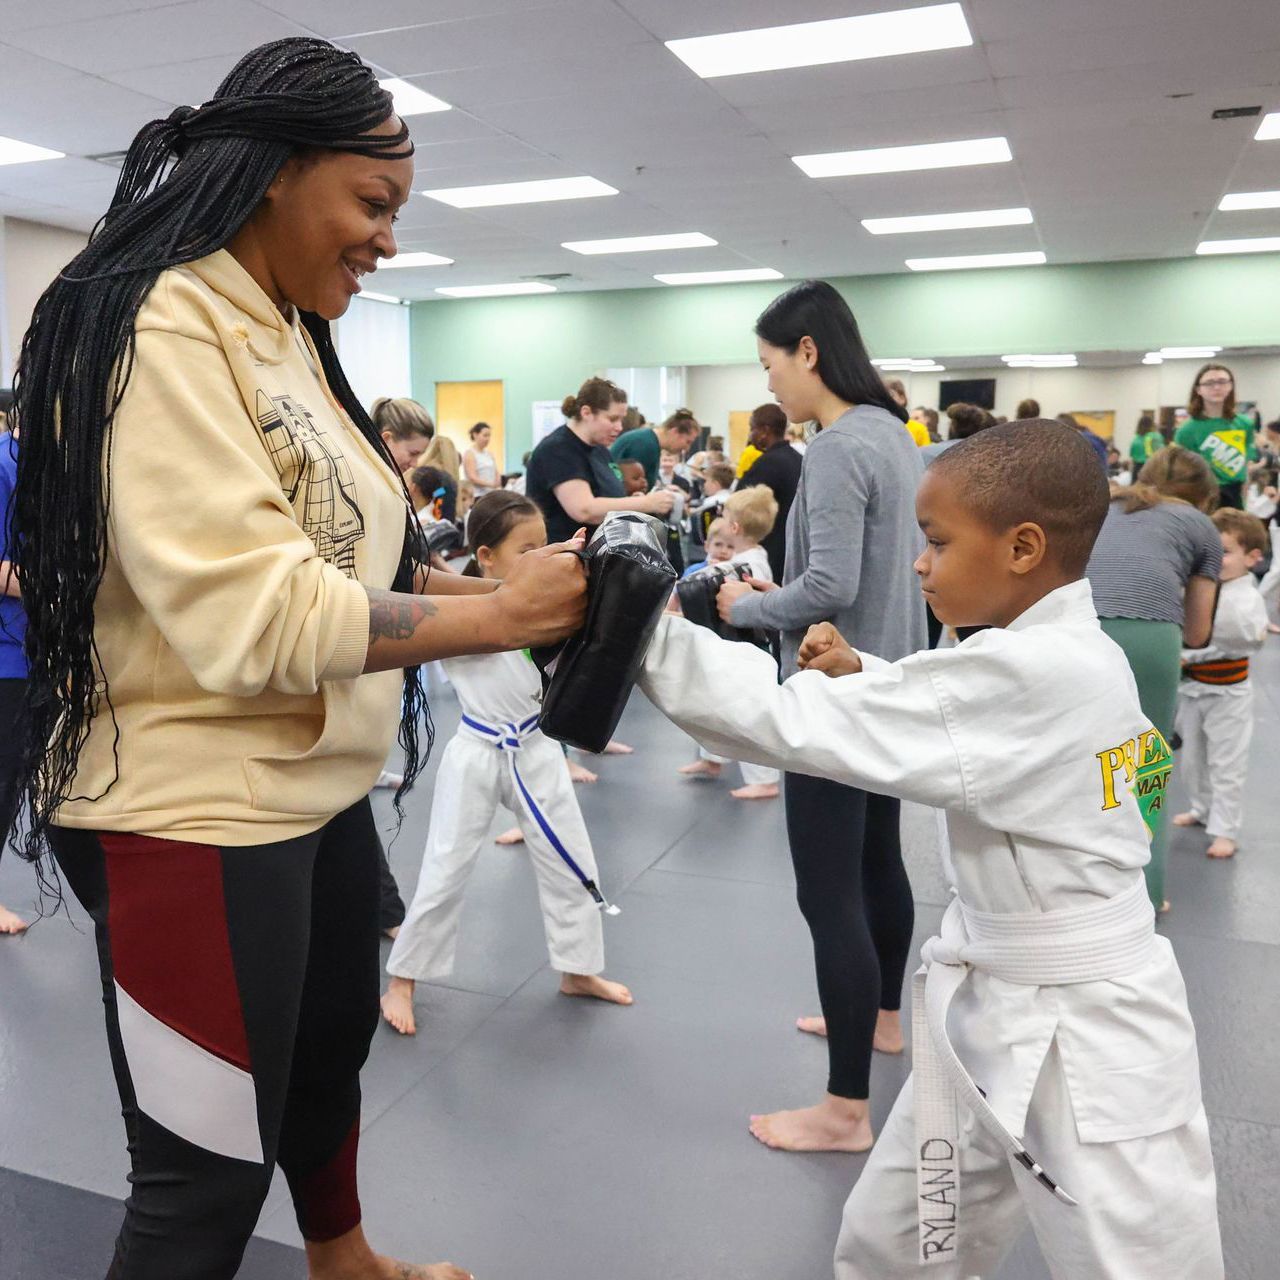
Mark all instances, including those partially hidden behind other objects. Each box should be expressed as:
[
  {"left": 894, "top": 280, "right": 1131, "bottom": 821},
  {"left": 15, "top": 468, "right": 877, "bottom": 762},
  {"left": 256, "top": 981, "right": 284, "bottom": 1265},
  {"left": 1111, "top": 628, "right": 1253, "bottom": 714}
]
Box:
[
  {"left": 1, "top": 217, "right": 89, "bottom": 379},
  {"left": 333, "top": 294, "right": 413, "bottom": 413},
  {"left": 686, "top": 356, "right": 1280, "bottom": 452}
]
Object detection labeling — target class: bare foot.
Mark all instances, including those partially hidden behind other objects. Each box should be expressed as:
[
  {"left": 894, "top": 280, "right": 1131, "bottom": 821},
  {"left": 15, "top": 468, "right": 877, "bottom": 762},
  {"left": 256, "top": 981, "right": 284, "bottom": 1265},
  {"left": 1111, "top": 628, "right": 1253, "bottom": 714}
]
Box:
[
  {"left": 1268, "top": 622, "right": 1280, "bottom": 634},
  {"left": 749, "top": 1094, "right": 874, "bottom": 1152},
  {"left": 1207, "top": 837, "right": 1237, "bottom": 859},
  {"left": 1159, "top": 899, "right": 1171, "bottom": 915},
  {"left": 678, "top": 759, "right": 721, "bottom": 779},
  {"left": 1172, "top": 811, "right": 1204, "bottom": 828},
  {"left": 731, "top": 783, "right": 779, "bottom": 800},
  {"left": 0, "top": 905, "right": 28, "bottom": 935},
  {"left": 382, "top": 925, "right": 400, "bottom": 941},
  {"left": 796, "top": 1015, "right": 827, "bottom": 1037},
  {"left": 568, "top": 760, "right": 598, "bottom": 784},
  {"left": 306, "top": 1222, "right": 472, "bottom": 1280},
  {"left": 874, "top": 1009, "right": 904, "bottom": 1055},
  {"left": 495, "top": 826, "right": 525, "bottom": 845},
  {"left": 601, "top": 740, "right": 634, "bottom": 755},
  {"left": 380, "top": 977, "right": 417, "bottom": 1036},
  {"left": 559, "top": 973, "right": 634, "bottom": 1005}
]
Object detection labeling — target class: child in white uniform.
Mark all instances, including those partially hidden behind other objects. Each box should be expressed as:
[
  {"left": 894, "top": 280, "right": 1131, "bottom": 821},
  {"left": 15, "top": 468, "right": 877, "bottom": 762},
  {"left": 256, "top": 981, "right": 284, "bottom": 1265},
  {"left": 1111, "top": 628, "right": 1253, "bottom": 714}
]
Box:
[
  {"left": 1173, "top": 508, "right": 1269, "bottom": 858},
  {"left": 678, "top": 485, "right": 782, "bottom": 800},
  {"left": 640, "top": 422, "right": 1222, "bottom": 1279},
  {"left": 382, "top": 492, "right": 632, "bottom": 1036}
]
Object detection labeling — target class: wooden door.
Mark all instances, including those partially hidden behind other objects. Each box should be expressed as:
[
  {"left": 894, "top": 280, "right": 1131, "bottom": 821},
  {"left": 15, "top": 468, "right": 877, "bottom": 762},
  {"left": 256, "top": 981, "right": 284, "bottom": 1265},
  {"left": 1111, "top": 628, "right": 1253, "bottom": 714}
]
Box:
[
  {"left": 728, "top": 410, "right": 752, "bottom": 465},
  {"left": 435, "top": 380, "right": 506, "bottom": 470}
]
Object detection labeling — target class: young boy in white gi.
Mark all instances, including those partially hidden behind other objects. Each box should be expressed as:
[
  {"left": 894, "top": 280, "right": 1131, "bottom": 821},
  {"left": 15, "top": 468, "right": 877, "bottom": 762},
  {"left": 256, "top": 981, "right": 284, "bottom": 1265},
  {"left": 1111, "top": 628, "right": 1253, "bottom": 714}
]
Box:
[
  {"left": 640, "top": 421, "right": 1222, "bottom": 1278},
  {"left": 1173, "top": 507, "right": 1270, "bottom": 859}
]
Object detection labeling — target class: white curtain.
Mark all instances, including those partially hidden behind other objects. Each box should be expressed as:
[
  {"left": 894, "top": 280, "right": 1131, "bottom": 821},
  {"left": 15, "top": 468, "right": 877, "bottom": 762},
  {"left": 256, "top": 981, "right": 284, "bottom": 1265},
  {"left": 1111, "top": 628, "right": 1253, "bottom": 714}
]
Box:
[{"left": 334, "top": 295, "right": 412, "bottom": 413}]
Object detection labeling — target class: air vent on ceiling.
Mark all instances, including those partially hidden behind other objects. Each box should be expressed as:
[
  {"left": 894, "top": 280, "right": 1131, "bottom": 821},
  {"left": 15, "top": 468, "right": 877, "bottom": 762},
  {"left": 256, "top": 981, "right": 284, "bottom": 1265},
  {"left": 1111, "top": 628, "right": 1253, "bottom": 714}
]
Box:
[
  {"left": 521, "top": 272, "right": 574, "bottom": 282},
  {"left": 1211, "top": 105, "right": 1262, "bottom": 120},
  {"left": 87, "top": 150, "right": 128, "bottom": 169}
]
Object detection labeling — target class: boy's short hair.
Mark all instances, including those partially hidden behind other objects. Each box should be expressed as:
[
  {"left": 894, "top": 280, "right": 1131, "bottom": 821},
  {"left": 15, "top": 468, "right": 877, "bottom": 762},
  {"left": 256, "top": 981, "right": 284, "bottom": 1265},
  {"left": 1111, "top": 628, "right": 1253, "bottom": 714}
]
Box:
[
  {"left": 704, "top": 517, "right": 729, "bottom": 542},
  {"left": 1212, "top": 507, "right": 1269, "bottom": 556},
  {"left": 929, "top": 419, "right": 1110, "bottom": 576},
  {"left": 705, "top": 462, "right": 736, "bottom": 490},
  {"left": 617, "top": 458, "right": 644, "bottom": 474},
  {"left": 723, "top": 484, "right": 779, "bottom": 541}
]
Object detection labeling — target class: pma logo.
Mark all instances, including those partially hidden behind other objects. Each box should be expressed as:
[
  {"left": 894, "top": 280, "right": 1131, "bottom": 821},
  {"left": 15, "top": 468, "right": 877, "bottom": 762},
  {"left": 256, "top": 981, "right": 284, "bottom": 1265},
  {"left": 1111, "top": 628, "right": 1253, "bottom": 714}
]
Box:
[{"left": 1096, "top": 729, "right": 1173, "bottom": 837}]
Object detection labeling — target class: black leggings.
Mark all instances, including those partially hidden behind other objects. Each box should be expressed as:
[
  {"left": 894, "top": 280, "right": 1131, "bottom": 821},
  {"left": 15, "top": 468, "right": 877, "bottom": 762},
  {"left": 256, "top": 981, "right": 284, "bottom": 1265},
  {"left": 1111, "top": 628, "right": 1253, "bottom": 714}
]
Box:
[
  {"left": 784, "top": 773, "right": 915, "bottom": 1100},
  {"left": 50, "top": 799, "right": 383, "bottom": 1279},
  {"left": 0, "top": 676, "right": 26, "bottom": 860}
]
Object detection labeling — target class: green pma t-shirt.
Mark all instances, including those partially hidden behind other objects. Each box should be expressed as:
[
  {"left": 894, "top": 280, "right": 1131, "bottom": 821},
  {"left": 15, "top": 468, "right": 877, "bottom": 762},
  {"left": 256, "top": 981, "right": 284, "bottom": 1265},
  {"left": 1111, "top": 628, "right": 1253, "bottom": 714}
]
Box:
[
  {"left": 1174, "top": 414, "right": 1256, "bottom": 484},
  {"left": 1129, "top": 432, "right": 1164, "bottom": 466},
  {"left": 610, "top": 427, "right": 660, "bottom": 488}
]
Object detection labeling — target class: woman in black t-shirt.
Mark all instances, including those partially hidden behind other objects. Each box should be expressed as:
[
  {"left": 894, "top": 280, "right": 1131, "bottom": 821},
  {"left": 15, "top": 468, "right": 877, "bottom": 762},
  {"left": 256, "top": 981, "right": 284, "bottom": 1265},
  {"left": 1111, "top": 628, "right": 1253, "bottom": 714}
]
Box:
[{"left": 526, "top": 377, "right": 675, "bottom": 542}]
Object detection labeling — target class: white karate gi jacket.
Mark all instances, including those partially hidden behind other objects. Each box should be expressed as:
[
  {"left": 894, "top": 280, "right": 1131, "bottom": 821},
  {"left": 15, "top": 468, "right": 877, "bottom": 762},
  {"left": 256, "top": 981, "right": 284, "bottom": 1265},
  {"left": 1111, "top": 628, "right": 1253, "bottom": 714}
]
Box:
[
  {"left": 639, "top": 579, "right": 1203, "bottom": 1148},
  {"left": 1180, "top": 573, "right": 1268, "bottom": 698}
]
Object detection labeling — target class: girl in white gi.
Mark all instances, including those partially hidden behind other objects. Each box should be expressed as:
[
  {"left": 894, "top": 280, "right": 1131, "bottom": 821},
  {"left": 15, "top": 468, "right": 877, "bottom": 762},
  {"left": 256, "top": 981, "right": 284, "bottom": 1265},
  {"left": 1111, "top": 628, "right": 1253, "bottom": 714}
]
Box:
[
  {"left": 678, "top": 485, "right": 782, "bottom": 799},
  {"left": 382, "top": 492, "right": 633, "bottom": 1035},
  {"left": 640, "top": 421, "right": 1222, "bottom": 1278},
  {"left": 1173, "top": 507, "right": 1270, "bottom": 858}
]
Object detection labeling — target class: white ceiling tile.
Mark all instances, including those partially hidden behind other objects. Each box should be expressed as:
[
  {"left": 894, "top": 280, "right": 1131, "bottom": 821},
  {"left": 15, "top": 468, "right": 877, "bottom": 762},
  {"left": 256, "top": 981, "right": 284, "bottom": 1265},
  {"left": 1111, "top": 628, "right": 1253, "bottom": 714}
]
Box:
[
  {"left": 254, "top": 0, "right": 537, "bottom": 39},
  {"left": 0, "top": 0, "right": 182, "bottom": 35}
]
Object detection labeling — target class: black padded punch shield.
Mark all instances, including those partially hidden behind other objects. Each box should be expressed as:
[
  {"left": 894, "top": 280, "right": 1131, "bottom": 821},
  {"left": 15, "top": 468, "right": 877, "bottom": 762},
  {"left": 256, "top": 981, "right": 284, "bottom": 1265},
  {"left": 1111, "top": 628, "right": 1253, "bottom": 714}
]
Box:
[
  {"left": 676, "top": 563, "right": 768, "bottom": 646},
  {"left": 536, "top": 512, "right": 677, "bottom": 753}
]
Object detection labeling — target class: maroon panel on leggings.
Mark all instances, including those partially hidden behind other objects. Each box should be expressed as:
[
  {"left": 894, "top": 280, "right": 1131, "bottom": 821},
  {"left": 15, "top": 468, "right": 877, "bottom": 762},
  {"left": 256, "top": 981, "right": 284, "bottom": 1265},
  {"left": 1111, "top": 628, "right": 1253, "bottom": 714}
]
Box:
[{"left": 100, "top": 832, "right": 252, "bottom": 1071}]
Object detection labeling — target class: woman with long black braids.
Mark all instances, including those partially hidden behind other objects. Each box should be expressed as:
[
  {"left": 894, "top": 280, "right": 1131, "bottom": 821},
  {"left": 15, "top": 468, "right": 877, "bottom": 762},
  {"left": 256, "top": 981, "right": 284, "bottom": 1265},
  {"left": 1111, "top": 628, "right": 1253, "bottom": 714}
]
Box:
[{"left": 9, "top": 38, "right": 585, "bottom": 1280}]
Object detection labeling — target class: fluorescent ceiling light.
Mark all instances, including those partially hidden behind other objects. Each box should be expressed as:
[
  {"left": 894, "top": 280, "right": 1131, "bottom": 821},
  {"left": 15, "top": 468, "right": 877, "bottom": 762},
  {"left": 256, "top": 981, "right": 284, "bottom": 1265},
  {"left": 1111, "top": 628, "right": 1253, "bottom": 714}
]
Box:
[
  {"left": 0, "top": 135, "right": 64, "bottom": 165},
  {"left": 1255, "top": 111, "right": 1280, "bottom": 141},
  {"left": 1159, "top": 346, "right": 1221, "bottom": 358},
  {"left": 906, "top": 250, "right": 1045, "bottom": 271},
  {"left": 435, "top": 283, "right": 557, "bottom": 298},
  {"left": 1142, "top": 353, "right": 1164, "bottom": 365},
  {"left": 1217, "top": 190, "right": 1280, "bottom": 211},
  {"left": 794, "top": 136, "right": 1011, "bottom": 179},
  {"left": 1001, "top": 354, "right": 1076, "bottom": 363},
  {"left": 654, "top": 268, "right": 784, "bottom": 285},
  {"left": 379, "top": 250, "right": 455, "bottom": 269},
  {"left": 378, "top": 77, "right": 450, "bottom": 116},
  {"left": 665, "top": 3, "right": 971, "bottom": 79},
  {"left": 1004, "top": 359, "right": 1077, "bottom": 368},
  {"left": 1196, "top": 236, "right": 1280, "bottom": 255},
  {"left": 422, "top": 176, "right": 617, "bottom": 209},
  {"left": 862, "top": 207, "right": 1032, "bottom": 235},
  {"left": 562, "top": 232, "right": 717, "bottom": 255},
  {"left": 359, "top": 291, "right": 407, "bottom": 305},
  {"left": 873, "top": 358, "right": 940, "bottom": 370}
]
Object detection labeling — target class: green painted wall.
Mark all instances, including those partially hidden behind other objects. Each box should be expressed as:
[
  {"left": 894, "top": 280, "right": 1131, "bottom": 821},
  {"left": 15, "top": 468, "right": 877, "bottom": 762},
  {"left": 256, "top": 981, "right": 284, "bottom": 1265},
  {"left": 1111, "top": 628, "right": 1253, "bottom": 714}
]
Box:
[{"left": 410, "top": 255, "right": 1280, "bottom": 464}]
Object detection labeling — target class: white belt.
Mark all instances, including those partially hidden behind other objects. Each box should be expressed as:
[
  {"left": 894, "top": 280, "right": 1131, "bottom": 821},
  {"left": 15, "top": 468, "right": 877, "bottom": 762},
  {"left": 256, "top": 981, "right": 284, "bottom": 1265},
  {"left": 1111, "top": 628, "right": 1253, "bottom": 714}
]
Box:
[
  {"left": 460, "top": 712, "right": 619, "bottom": 915},
  {"left": 912, "top": 876, "right": 1155, "bottom": 1266}
]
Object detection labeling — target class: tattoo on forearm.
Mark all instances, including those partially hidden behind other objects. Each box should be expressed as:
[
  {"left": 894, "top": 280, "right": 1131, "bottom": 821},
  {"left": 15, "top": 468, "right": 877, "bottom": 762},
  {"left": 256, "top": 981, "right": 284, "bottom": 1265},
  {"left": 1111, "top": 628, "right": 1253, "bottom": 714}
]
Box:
[{"left": 367, "top": 590, "right": 437, "bottom": 644}]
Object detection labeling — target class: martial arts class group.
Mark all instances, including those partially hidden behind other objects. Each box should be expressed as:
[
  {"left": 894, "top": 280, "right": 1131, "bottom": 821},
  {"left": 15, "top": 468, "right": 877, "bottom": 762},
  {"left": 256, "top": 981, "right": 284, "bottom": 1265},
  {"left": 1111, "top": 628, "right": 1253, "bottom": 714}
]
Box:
[{"left": 0, "top": 7, "right": 1276, "bottom": 1280}]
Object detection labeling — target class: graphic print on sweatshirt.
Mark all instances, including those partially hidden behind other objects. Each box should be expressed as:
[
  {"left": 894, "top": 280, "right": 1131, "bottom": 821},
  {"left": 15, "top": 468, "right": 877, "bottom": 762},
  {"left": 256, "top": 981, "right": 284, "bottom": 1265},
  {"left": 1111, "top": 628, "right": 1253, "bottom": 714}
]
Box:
[{"left": 255, "top": 390, "right": 365, "bottom": 576}]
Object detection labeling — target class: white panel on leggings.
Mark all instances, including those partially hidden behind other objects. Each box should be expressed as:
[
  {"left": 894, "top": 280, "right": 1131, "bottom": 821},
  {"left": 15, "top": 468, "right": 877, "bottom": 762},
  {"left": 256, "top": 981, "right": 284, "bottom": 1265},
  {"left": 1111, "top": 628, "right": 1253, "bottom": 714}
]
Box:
[{"left": 114, "top": 981, "right": 263, "bottom": 1164}]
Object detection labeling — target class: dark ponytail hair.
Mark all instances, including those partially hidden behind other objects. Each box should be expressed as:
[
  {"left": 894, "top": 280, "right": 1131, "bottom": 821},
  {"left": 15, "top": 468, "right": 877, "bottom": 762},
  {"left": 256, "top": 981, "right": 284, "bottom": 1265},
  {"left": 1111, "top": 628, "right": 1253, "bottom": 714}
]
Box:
[
  {"left": 462, "top": 491, "right": 542, "bottom": 577},
  {"left": 9, "top": 37, "right": 429, "bottom": 866},
  {"left": 754, "top": 280, "right": 907, "bottom": 423},
  {"left": 561, "top": 377, "right": 626, "bottom": 421}
]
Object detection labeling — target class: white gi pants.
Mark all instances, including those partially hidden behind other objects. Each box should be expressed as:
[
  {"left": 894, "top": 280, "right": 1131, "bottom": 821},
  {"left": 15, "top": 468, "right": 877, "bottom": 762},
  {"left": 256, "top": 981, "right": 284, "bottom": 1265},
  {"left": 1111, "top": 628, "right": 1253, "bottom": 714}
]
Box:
[
  {"left": 387, "top": 730, "right": 605, "bottom": 981},
  {"left": 834, "top": 1046, "right": 1223, "bottom": 1280},
  {"left": 1174, "top": 685, "right": 1253, "bottom": 841},
  {"left": 697, "top": 745, "right": 780, "bottom": 786}
]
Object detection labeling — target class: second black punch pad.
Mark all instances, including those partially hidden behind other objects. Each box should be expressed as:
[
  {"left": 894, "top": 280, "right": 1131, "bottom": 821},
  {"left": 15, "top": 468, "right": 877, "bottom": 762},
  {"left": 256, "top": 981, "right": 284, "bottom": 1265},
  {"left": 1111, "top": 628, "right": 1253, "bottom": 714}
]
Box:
[
  {"left": 676, "top": 562, "right": 769, "bottom": 647},
  {"left": 535, "top": 512, "right": 677, "bottom": 754}
]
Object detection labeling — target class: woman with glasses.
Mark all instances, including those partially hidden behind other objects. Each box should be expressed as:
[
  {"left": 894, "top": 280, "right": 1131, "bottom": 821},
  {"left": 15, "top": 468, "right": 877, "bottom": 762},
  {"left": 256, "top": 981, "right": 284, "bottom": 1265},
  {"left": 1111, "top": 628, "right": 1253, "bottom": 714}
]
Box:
[{"left": 1175, "top": 362, "right": 1257, "bottom": 509}]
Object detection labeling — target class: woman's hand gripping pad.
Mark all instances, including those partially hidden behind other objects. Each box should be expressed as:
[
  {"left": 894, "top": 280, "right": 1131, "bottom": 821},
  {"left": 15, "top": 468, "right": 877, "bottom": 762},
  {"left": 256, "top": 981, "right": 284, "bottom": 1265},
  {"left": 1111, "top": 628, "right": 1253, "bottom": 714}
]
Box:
[
  {"left": 676, "top": 563, "right": 769, "bottom": 647},
  {"left": 534, "top": 512, "right": 677, "bottom": 753}
]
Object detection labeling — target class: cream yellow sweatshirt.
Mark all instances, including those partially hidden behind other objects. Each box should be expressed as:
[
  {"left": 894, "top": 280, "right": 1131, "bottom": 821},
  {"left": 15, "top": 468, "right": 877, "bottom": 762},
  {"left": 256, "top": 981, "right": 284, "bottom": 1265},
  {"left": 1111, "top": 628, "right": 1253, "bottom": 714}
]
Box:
[{"left": 56, "top": 250, "right": 408, "bottom": 845}]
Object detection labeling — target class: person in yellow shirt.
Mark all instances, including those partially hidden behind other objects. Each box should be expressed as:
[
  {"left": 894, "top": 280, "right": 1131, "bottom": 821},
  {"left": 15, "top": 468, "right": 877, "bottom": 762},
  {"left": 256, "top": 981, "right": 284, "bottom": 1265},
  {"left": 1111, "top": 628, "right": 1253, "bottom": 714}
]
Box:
[
  {"left": 884, "top": 377, "right": 930, "bottom": 446},
  {"left": 737, "top": 441, "right": 763, "bottom": 476},
  {"left": 9, "top": 38, "right": 585, "bottom": 1280}
]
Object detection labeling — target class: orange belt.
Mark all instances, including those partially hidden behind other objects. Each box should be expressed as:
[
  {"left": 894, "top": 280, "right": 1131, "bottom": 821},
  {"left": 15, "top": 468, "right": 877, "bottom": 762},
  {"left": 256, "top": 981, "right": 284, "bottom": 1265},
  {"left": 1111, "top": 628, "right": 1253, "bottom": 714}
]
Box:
[{"left": 1183, "top": 657, "right": 1249, "bottom": 685}]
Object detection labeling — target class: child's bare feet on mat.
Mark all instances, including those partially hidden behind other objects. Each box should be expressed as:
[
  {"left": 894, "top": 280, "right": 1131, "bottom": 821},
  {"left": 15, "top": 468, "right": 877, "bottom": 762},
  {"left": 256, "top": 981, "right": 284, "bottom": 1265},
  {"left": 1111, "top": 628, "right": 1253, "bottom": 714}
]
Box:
[
  {"left": 678, "top": 759, "right": 721, "bottom": 779},
  {"left": 380, "top": 978, "right": 417, "bottom": 1036},
  {"left": 796, "top": 1014, "right": 827, "bottom": 1037},
  {"left": 494, "top": 826, "right": 525, "bottom": 845},
  {"left": 1172, "top": 811, "right": 1203, "bottom": 828},
  {"left": 306, "top": 1223, "right": 472, "bottom": 1279},
  {"left": 1207, "top": 836, "right": 1237, "bottom": 858},
  {"left": 601, "top": 740, "right": 633, "bottom": 755},
  {"left": 874, "top": 1009, "right": 904, "bottom": 1054},
  {"left": 560, "top": 973, "right": 634, "bottom": 1005},
  {"left": 731, "top": 782, "right": 779, "bottom": 800},
  {"left": 568, "top": 760, "right": 598, "bottom": 784},
  {"left": 0, "top": 905, "right": 28, "bottom": 935},
  {"left": 749, "top": 1095, "right": 873, "bottom": 1153}
]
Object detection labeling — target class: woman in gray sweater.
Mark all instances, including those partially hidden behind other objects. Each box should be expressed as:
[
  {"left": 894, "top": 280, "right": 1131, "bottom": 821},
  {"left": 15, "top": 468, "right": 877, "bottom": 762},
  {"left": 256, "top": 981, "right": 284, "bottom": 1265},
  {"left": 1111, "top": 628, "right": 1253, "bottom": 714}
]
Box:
[{"left": 718, "top": 280, "right": 926, "bottom": 1153}]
